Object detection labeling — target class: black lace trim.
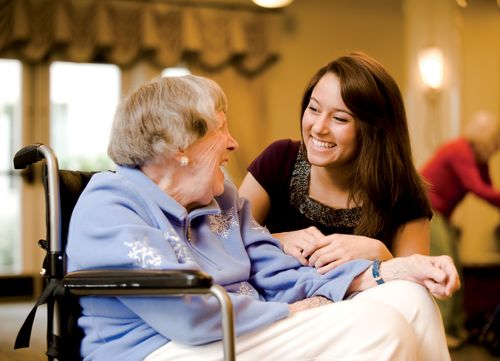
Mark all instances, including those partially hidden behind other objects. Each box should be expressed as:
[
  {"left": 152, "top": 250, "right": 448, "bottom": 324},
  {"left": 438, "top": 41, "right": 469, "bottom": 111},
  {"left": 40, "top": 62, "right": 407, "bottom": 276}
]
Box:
[{"left": 289, "top": 143, "right": 361, "bottom": 228}]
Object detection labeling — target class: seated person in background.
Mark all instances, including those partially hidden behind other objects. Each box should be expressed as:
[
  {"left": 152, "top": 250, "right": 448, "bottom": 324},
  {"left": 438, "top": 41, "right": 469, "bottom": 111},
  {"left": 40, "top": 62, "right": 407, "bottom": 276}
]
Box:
[
  {"left": 420, "top": 110, "right": 500, "bottom": 345},
  {"left": 67, "top": 74, "right": 459, "bottom": 361},
  {"left": 239, "top": 51, "right": 432, "bottom": 274}
]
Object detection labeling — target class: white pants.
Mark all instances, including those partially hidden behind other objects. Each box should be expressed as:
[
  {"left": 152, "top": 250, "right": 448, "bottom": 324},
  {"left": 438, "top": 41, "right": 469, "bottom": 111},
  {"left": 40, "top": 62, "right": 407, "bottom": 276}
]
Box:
[{"left": 144, "top": 280, "right": 450, "bottom": 361}]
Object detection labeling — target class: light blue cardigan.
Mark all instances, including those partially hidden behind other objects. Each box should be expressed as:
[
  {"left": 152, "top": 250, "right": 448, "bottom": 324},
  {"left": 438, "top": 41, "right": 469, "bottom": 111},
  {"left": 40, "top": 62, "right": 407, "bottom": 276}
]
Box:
[{"left": 66, "top": 166, "right": 371, "bottom": 361}]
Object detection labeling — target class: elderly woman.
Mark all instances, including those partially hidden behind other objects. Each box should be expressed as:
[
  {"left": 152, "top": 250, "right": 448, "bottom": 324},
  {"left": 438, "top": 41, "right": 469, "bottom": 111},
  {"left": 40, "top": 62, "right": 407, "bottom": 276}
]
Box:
[{"left": 66, "top": 75, "right": 459, "bottom": 361}]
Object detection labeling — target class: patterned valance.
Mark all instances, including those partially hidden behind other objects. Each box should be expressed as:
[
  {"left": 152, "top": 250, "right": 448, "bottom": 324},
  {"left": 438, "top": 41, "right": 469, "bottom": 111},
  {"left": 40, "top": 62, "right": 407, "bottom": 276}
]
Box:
[{"left": 0, "top": 0, "right": 280, "bottom": 75}]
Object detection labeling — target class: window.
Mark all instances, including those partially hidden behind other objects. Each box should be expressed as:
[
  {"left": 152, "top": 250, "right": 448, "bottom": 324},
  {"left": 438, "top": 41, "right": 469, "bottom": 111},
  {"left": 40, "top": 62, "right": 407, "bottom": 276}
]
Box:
[
  {"left": 1, "top": 61, "right": 122, "bottom": 277},
  {"left": 50, "top": 62, "right": 120, "bottom": 171},
  {"left": 0, "top": 59, "right": 22, "bottom": 273}
]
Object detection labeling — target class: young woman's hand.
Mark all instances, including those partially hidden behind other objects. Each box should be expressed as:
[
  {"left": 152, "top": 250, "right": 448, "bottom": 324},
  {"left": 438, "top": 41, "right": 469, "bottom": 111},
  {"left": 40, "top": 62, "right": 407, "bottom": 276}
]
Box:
[
  {"left": 273, "top": 227, "right": 326, "bottom": 266},
  {"left": 304, "top": 233, "right": 393, "bottom": 274},
  {"left": 346, "top": 254, "right": 460, "bottom": 299},
  {"left": 274, "top": 227, "right": 392, "bottom": 273},
  {"left": 381, "top": 254, "right": 460, "bottom": 299}
]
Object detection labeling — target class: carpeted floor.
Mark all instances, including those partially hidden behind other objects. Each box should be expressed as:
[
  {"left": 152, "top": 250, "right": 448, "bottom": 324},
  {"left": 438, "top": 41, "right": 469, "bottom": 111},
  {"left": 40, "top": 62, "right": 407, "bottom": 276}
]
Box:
[{"left": 1, "top": 301, "right": 498, "bottom": 361}]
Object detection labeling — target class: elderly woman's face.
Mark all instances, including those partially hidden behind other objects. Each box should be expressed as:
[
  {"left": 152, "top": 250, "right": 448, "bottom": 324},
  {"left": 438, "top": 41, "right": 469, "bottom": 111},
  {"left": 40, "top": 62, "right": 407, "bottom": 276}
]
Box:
[{"left": 183, "top": 111, "right": 239, "bottom": 208}]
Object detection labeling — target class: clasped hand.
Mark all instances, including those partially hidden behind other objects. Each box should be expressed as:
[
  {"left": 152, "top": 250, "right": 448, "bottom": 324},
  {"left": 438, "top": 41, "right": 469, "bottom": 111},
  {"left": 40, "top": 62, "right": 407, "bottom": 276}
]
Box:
[
  {"left": 382, "top": 254, "right": 460, "bottom": 300},
  {"left": 274, "top": 227, "right": 392, "bottom": 274}
]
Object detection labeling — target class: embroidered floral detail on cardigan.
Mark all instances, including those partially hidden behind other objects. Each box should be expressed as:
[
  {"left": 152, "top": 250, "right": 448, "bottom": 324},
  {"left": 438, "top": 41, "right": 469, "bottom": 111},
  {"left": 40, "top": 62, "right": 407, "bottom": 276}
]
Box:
[
  {"left": 249, "top": 218, "right": 269, "bottom": 234},
  {"left": 237, "top": 282, "right": 254, "bottom": 296},
  {"left": 208, "top": 207, "right": 238, "bottom": 239},
  {"left": 164, "top": 229, "right": 193, "bottom": 263},
  {"left": 124, "top": 238, "right": 162, "bottom": 267}
]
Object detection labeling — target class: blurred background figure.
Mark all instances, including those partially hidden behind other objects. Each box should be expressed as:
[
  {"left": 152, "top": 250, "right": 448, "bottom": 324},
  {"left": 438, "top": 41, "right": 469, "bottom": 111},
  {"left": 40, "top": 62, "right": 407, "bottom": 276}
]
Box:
[{"left": 420, "top": 110, "right": 500, "bottom": 348}]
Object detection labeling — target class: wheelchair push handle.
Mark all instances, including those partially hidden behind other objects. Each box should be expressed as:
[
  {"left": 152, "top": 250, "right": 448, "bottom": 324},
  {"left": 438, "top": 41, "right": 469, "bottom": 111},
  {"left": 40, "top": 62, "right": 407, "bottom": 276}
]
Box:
[
  {"left": 13, "top": 143, "right": 59, "bottom": 170},
  {"left": 14, "top": 144, "right": 62, "bottom": 255}
]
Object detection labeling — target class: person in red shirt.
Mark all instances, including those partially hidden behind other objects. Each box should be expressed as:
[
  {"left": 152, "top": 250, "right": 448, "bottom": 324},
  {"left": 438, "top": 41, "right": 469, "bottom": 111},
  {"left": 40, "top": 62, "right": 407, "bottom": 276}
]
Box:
[{"left": 421, "top": 110, "right": 500, "bottom": 346}]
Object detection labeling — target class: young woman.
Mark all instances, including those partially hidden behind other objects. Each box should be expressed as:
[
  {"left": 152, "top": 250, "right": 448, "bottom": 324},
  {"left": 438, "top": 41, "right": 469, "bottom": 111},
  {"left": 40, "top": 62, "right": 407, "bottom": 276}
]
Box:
[{"left": 240, "top": 52, "right": 432, "bottom": 274}]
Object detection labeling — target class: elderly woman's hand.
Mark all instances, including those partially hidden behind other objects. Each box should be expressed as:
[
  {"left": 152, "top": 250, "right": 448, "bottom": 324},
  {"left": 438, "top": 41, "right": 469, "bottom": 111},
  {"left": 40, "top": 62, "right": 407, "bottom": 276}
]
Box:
[
  {"left": 382, "top": 254, "right": 460, "bottom": 299},
  {"left": 288, "top": 295, "right": 332, "bottom": 313}
]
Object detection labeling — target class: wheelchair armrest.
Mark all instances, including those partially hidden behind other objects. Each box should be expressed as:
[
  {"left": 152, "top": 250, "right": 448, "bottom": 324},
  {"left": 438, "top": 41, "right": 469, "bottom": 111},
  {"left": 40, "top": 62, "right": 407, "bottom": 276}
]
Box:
[
  {"left": 62, "top": 269, "right": 236, "bottom": 360},
  {"left": 63, "top": 269, "right": 213, "bottom": 296}
]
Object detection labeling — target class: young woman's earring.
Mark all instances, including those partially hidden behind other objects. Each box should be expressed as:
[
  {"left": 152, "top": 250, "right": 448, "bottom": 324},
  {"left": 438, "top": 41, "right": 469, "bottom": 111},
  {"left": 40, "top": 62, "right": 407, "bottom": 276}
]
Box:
[{"left": 180, "top": 156, "right": 189, "bottom": 167}]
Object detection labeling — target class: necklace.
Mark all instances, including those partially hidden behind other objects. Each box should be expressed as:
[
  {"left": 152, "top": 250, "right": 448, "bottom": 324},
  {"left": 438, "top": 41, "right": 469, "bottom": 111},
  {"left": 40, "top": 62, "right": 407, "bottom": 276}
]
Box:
[{"left": 289, "top": 143, "right": 361, "bottom": 228}]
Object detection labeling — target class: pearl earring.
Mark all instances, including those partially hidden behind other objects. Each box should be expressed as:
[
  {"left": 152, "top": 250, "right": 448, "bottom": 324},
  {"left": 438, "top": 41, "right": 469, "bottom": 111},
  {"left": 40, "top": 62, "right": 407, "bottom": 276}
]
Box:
[{"left": 180, "top": 156, "right": 189, "bottom": 166}]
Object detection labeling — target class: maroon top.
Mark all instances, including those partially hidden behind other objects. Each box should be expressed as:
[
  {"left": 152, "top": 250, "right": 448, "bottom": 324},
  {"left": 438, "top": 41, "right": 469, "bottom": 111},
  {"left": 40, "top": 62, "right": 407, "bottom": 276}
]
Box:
[
  {"left": 248, "top": 139, "right": 431, "bottom": 248},
  {"left": 420, "top": 138, "right": 500, "bottom": 219}
]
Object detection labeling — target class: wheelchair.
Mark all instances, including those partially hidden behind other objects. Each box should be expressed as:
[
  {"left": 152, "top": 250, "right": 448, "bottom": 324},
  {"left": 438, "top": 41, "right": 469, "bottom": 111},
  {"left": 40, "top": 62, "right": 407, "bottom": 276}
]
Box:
[{"left": 13, "top": 143, "right": 236, "bottom": 361}]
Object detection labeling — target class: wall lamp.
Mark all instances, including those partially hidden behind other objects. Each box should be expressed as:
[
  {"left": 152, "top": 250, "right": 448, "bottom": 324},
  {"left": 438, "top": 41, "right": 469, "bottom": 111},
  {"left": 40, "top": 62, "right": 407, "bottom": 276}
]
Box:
[
  {"left": 252, "top": 0, "right": 294, "bottom": 8},
  {"left": 418, "top": 46, "right": 444, "bottom": 90}
]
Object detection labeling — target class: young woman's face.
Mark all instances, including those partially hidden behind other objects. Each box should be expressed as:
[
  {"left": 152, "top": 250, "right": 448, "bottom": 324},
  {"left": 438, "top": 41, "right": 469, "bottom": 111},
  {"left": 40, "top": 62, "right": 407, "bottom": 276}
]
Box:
[
  {"left": 184, "top": 111, "right": 239, "bottom": 207},
  {"left": 301, "top": 72, "right": 359, "bottom": 168}
]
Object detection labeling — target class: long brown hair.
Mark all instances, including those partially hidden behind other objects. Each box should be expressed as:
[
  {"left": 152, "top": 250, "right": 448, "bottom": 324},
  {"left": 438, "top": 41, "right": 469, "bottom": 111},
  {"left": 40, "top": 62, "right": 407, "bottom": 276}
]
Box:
[{"left": 300, "top": 51, "right": 431, "bottom": 243}]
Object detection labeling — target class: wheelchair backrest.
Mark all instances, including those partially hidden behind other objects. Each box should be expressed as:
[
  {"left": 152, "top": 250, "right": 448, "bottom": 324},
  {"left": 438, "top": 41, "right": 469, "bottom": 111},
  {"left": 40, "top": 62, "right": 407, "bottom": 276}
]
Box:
[{"left": 46, "top": 169, "right": 96, "bottom": 255}]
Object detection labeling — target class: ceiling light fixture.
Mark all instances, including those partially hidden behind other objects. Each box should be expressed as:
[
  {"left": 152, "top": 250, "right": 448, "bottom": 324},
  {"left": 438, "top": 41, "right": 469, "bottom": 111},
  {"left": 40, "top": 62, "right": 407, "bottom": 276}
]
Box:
[{"left": 252, "top": 0, "right": 294, "bottom": 8}]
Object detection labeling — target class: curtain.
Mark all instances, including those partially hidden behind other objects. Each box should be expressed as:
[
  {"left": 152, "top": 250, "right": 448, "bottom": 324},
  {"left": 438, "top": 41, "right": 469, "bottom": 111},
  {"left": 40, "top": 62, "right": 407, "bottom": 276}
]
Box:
[{"left": 0, "top": 0, "right": 280, "bottom": 76}]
